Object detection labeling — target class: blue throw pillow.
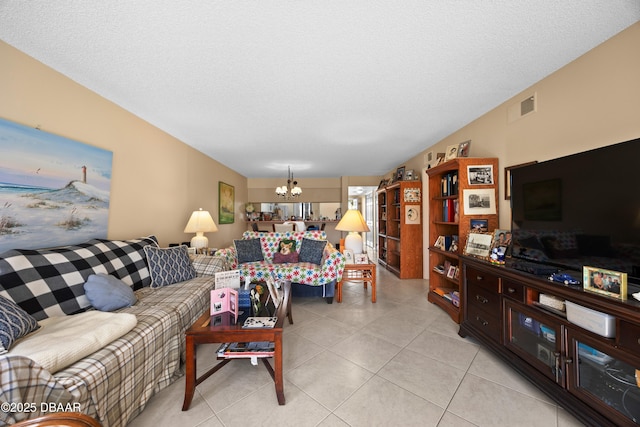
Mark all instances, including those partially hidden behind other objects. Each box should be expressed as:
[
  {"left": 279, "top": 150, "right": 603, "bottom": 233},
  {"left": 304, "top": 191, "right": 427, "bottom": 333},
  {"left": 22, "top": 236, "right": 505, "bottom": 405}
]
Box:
[
  {"left": 144, "top": 245, "right": 197, "bottom": 288},
  {"left": 84, "top": 273, "right": 137, "bottom": 312},
  {"left": 234, "top": 239, "right": 264, "bottom": 264},
  {"left": 0, "top": 295, "right": 40, "bottom": 354},
  {"left": 298, "top": 238, "right": 327, "bottom": 265}
]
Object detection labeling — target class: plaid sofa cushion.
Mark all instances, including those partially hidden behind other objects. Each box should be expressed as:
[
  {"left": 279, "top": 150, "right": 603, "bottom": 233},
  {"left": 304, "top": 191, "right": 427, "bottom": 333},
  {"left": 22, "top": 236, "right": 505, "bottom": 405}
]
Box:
[
  {"left": 191, "top": 254, "right": 227, "bottom": 277},
  {"left": 0, "top": 236, "right": 158, "bottom": 320}
]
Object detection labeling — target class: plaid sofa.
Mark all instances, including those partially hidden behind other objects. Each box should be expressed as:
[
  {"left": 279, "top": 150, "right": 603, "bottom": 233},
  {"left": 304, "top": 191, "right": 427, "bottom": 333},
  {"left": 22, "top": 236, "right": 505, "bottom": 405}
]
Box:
[
  {"left": 216, "top": 231, "right": 345, "bottom": 301},
  {"left": 0, "top": 237, "right": 227, "bottom": 427}
]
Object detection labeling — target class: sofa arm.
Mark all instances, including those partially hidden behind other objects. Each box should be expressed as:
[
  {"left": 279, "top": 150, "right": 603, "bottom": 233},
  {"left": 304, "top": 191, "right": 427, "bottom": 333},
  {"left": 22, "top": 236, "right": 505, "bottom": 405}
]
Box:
[
  {"left": 0, "top": 354, "right": 77, "bottom": 425},
  {"left": 191, "top": 254, "right": 229, "bottom": 277},
  {"left": 215, "top": 247, "right": 238, "bottom": 270},
  {"left": 321, "top": 242, "right": 346, "bottom": 283}
]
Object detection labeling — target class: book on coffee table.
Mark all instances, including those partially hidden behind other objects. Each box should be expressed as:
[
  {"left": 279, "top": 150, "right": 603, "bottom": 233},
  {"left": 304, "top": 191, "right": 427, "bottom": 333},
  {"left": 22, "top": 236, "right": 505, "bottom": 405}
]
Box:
[{"left": 242, "top": 317, "right": 277, "bottom": 328}]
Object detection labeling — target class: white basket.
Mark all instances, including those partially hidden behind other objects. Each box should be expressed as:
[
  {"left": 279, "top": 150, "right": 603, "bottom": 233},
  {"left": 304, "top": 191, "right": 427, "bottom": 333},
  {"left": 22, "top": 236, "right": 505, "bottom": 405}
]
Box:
[{"left": 565, "top": 301, "right": 616, "bottom": 338}]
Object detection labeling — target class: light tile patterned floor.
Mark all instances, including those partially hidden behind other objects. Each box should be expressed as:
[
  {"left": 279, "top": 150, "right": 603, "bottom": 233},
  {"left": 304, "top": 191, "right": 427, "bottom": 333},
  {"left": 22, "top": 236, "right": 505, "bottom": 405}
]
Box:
[{"left": 128, "top": 266, "right": 585, "bottom": 427}]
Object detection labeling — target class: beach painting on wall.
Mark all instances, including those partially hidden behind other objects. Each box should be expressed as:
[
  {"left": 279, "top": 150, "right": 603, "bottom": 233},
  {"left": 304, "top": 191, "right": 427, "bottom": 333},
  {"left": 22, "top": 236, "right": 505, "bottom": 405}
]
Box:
[{"left": 0, "top": 118, "right": 113, "bottom": 252}]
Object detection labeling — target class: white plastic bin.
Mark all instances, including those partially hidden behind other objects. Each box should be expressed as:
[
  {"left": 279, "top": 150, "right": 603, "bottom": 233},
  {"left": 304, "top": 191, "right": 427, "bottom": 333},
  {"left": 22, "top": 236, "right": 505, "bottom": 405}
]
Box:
[{"left": 565, "top": 301, "right": 616, "bottom": 338}]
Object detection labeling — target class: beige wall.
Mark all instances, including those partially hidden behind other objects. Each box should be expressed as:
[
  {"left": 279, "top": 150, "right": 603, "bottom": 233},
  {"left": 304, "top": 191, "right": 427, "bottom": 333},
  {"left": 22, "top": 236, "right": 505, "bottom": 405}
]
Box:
[
  {"left": 391, "top": 23, "right": 640, "bottom": 276},
  {"left": 0, "top": 41, "right": 248, "bottom": 249}
]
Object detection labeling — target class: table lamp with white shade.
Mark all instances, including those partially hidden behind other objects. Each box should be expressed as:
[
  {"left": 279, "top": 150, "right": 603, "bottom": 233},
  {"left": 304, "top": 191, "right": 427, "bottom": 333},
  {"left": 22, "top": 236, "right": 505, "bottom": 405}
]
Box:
[
  {"left": 184, "top": 208, "right": 218, "bottom": 249},
  {"left": 335, "top": 209, "right": 370, "bottom": 254}
]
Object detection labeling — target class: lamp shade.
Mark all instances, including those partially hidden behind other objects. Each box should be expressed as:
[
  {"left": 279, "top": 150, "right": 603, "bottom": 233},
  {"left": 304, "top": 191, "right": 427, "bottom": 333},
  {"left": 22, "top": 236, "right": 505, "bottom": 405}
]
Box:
[
  {"left": 335, "top": 209, "right": 370, "bottom": 233},
  {"left": 184, "top": 208, "right": 218, "bottom": 249},
  {"left": 335, "top": 209, "right": 370, "bottom": 255}
]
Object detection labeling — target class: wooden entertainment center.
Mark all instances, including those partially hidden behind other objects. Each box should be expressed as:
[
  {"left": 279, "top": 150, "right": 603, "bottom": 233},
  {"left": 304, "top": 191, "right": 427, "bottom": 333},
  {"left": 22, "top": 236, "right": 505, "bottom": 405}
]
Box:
[{"left": 459, "top": 256, "right": 640, "bottom": 426}]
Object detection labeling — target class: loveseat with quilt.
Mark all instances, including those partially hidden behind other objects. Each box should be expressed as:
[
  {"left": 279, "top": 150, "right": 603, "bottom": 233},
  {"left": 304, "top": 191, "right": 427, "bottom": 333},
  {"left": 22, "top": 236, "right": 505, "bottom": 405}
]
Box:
[
  {"left": 0, "top": 236, "right": 228, "bottom": 427},
  {"left": 216, "top": 230, "right": 345, "bottom": 303}
]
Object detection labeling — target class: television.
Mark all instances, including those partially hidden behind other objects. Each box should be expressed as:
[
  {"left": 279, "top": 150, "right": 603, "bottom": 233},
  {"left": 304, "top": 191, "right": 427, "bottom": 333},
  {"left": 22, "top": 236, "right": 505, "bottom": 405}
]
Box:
[{"left": 509, "top": 137, "right": 640, "bottom": 290}]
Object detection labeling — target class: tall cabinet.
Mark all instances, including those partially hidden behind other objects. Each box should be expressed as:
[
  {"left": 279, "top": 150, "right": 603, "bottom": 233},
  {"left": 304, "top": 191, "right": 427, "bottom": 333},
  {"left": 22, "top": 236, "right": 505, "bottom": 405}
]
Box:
[
  {"left": 426, "top": 157, "right": 499, "bottom": 323},
  {"left": 377, "top": 181, "right": 423, "bottom": 279}
]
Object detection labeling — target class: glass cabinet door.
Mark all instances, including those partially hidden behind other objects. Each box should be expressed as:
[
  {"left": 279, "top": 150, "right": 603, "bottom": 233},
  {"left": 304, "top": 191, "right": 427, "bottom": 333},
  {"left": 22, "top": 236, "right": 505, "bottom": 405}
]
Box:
[
  {"left": 566, "top": 330, "right": 640, "bottom": 426},
  {"left": 504, "top": 300, "right": 563, "bottom": 384}
]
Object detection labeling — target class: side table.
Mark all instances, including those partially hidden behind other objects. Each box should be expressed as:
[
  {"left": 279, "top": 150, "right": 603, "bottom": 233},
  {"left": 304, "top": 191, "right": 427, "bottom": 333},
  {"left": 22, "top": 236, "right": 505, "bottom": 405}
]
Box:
[
  {"left": 337, "top": 263, "right": 376, "bottom": 303},
  {"left": 182, "top": 281, "right": 292, "bottom": 410}
]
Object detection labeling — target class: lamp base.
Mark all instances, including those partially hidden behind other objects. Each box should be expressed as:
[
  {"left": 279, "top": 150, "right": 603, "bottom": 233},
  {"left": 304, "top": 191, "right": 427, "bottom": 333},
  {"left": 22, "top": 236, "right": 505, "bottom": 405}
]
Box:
[
  {"left": 344, "top": 232, "right": 364, "bottom": 254},
  {"left": 190, "top": 232, "right": 209, "bottom": 249}
]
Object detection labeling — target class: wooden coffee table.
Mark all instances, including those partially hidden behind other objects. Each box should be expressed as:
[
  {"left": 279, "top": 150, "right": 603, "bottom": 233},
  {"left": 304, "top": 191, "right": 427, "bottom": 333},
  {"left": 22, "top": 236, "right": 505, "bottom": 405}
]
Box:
[
  {"left": 182, "top": 281, "right": 292, "bottom": 410},
  {"left": 337, "top": 262, "right": 376, "bottom": 303}
]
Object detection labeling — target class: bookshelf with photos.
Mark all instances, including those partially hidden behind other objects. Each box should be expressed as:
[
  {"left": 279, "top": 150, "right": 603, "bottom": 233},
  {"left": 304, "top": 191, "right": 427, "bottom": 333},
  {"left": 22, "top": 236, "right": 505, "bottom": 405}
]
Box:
[
  {"left": 377, "top": 180, "right": 423, "bottom": 278},
  {"left": 426, "top": 157, "right": 498, "bottom": 323}
]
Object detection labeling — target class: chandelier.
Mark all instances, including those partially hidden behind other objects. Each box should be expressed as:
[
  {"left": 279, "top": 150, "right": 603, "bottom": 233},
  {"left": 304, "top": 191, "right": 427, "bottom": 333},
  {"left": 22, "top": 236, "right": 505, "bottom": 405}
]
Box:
[{"left": 275, "top": 166, "right": 302, "bottom": 199}]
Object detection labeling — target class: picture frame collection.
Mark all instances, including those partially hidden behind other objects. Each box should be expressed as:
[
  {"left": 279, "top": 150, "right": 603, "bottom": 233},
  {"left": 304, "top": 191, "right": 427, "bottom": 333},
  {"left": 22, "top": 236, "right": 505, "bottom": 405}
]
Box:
[{"left": 342, "top": 249, "right": 370, "bottom": 265}]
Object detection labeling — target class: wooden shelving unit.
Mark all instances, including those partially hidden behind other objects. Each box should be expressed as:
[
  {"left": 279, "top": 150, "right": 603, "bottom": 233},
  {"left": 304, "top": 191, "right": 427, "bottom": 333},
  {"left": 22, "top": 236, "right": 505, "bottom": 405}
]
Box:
[
  {"left": 377, "top": 181, "right": 423, "bottom": 279},
  {"left": 426, "top": 157, "right": 498, "bottom": 323}
]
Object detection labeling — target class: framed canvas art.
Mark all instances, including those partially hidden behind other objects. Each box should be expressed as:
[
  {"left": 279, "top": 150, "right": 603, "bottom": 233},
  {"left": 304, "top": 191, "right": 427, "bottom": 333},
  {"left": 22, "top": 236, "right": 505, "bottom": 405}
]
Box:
[
  {"left": 0, "top": 118, "right": 113, "bottom": 251},
  {"left": 219, "top": 182, "right": 235, "bottom": 224}
]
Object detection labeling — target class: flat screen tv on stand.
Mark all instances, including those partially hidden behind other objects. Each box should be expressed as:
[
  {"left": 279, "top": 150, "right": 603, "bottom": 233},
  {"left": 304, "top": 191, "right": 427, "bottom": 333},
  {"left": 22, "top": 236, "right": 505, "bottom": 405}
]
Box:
[{"left": 509, "top": 137, "right": 640, "bottom": 294}]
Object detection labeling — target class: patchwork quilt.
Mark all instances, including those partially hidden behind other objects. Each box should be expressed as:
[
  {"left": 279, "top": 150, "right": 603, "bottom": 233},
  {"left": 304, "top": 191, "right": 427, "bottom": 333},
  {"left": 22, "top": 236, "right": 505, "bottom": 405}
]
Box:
[{"left": 216, "top": 231, "right": 345, "bottom": 291}]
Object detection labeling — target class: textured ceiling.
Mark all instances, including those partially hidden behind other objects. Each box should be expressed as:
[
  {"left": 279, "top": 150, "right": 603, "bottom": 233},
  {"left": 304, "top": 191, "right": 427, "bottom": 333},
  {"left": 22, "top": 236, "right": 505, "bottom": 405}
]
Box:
[{"left": 1, "top": 1, "right": 639, "bottom": 178}]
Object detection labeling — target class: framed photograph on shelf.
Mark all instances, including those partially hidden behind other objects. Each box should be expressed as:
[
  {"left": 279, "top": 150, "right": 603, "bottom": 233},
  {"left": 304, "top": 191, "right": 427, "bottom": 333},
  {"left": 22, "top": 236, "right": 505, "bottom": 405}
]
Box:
[
  {"left": 403, "top": 188, "right": 421, "bottom": 202},
  {"left": 463, "top": 188, "right": 496, "bottom": 215},
  {"left": 467, "top": 165, "right": 494, "bottom": 185},
  {"left": 394, "top": 166, "right": 405, "bottom": 182},
  {"left": 463, "top": 232, "right": 494, "bottom": 260},
  {"left": 504, "top": 161, "right": 537, "bottom": 200},
  {"left": 445, "top": 144, "right": 458, "bottom": 161},
  {"left": 405, "top": 205, "right": 420, "bottom": 224},
  {"left": 448, "top": 235, "right": 459, "bottom": 253},
  {"left": 354, "top": 254, "right": 369, "bottom": 264},
  {"left": 425, "top": 151, "right": 434, "bottom": 168},
  {"left": 446, "top": 265, "right": 457, "bottom": 279},
  {"left": 219, "top": 181, "right": 235, "bottom": 224},
  {"left": 343, "top": 249, "right": 355, "bottom": 265},
  {"left": 458, "top": 140, "right": 471, "bottom": 157},
  {"left": 470, "top": 219, "right": 488, "bottom": 232},
  {"left": 443, "top": 260, "right": 452, "bottom": 275},
  {"left": 583, "top": 266, "right": 627, "bottom": 300},
  {"left": 491, "top": 229, "right": 512, "bottom": 249}
]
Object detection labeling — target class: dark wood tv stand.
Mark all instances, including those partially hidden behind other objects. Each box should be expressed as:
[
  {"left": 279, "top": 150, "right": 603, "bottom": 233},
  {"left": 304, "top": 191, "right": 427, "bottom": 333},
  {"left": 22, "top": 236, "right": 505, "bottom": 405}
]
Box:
[{"left": 459, "top": 256, "right": 640, "bottom": 427}]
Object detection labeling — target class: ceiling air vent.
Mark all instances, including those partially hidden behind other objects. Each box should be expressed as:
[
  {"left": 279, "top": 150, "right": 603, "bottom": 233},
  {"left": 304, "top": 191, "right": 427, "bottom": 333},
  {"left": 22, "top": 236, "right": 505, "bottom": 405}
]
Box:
[{"left": 508, "top": 93, "right": 537, "bottom": 123}]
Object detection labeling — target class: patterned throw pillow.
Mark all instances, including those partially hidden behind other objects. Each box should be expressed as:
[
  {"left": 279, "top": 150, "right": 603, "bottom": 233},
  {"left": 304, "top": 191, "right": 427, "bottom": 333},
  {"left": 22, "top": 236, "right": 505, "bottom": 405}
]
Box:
[
  {"left": 298, "top": 238, "right": 327, "bottom": 265},
  {"left": 191, "top": 254, "right": 228, "bottom": 276},
  {"left": 234, "top": 239, "right": 264, "bottom": 264},
  {"left": 84, "top": 273, "right": 137, "bottom": 311},
  {"left": 278, "top": 239, "right": 297, "bottom": 254},
  {"left": 143, "top": 245, "right": 196, "bottom": 288},
  {"left": 273, "top": 251, "right": 299, "bottom": 264},
  {"left": 0, "top": 295, "right": 40, "bottom": 354}
]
